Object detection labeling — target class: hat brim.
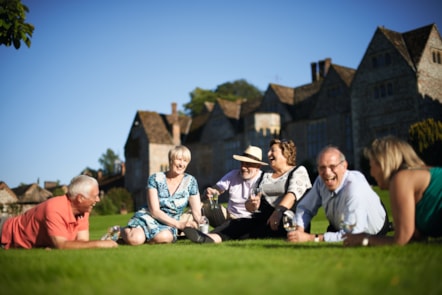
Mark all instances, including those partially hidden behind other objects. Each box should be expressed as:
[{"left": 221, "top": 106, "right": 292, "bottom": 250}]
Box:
[{"left": 232, "top": 155, "right": 268, "bottom": 165}]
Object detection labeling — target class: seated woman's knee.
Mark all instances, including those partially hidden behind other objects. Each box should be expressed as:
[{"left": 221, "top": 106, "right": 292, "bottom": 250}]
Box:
[
  {"left": 123, "top": 227, "right": 146, "bottom": 246},
  {"left": 150, "top": 230, "right": 174, "bottom": 244}
]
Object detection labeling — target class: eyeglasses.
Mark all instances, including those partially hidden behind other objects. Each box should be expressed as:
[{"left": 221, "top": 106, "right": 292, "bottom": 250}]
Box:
[{"left": 318, "top": 160, "right": 344, "bottom": 173}]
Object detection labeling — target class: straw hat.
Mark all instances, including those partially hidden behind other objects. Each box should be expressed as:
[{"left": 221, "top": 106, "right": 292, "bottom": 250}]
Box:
[{"left": 232, "top": 146, "right": 268, "bottom": 165}]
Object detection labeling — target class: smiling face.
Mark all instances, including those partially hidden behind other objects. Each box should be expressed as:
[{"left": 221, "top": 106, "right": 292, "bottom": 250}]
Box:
[
  {"left": 317, "top": 148, "right": 347, "bottom": 191},
  {"left": 170, "top": 155, "right": 189, "bottom": 175},
  {"left": 267, "top": 143, "right": 288, "bottom": 169},
  {"left": 239, "top": 161, "right": 261, "bottom": 180},
  {"left": 77, "top": 184, "right": 100, "bottom": 214}
]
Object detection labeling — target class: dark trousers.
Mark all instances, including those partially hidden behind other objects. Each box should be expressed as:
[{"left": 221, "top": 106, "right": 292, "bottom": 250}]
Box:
[{"left": 211, "top": 198, "right": 287, "bottom": 241}]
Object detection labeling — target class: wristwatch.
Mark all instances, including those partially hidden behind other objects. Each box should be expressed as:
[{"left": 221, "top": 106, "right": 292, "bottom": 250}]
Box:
[
  {"left": 362, "top": 237, "right": 369, "bottom": 246},
  {"left": 314, "top": 234, "right": 320, "bottom": 242}
]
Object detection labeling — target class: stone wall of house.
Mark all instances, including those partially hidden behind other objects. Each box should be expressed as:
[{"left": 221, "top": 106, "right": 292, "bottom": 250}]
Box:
[
  {"left": 417, "top": 28, "right": 442, "bottom": 101},
  {"left": 125, "top": 120, "right": 149, "bottom": 209},
  {"left": 199, "top": 106, "right": 236, "bottom": 144},
  {"left": 351, "top": 29, "right": 426, "bottom": 169}
]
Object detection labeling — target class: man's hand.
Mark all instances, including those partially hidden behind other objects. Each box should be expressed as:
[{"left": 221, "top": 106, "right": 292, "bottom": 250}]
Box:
[{"left": 287, "top": 229, "right": 314, "bottom": 243}]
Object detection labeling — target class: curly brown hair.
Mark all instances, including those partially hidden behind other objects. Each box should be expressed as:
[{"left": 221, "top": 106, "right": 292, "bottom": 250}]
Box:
[{"left": 269, "top": 139, "right": 297, "bottom": 166}]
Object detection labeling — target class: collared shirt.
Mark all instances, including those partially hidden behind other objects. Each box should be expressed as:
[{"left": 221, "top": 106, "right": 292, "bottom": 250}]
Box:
[
  {"left": 295, "top": 170, "right": 386, "bottom": 242},
  {"left": 1, "top": 195, "right": 89, "bottom": 249},
  {"left": 216, "top": 169, "right": 263, "bottom": 219}
]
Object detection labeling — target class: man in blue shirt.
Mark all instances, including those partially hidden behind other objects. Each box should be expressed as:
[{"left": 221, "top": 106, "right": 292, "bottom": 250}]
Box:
[{"left": 287, "top": 146, "right": 389, "bottom": 243}]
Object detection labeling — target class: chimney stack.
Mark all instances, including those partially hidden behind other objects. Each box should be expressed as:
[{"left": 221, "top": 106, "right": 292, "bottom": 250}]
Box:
[
  {"left": 318, "top": 58, "right": 332, "bottom": 79},
  {"left": 171, "top": 103, "right": 181, "bottom": 146},
  {"left": 311, "top": 62, "right": 318, "bottom": 82}
]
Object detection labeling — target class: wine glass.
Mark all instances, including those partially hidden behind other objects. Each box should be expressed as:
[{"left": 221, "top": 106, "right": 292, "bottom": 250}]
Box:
[
  {"left": 211, "top": 192, "right": 219, "bottom": 209},
  {"left": 340, "top": 210, "right": 357, "bottom": 233},
  {"left": 282, "top": 210, "right": 296, "bottom": 232},
  {"left": 249, "top": 187, "right": 262, "bottom": 213}
]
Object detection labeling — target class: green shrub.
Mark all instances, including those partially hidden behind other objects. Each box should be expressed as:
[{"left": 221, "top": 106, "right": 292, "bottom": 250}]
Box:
[{"left": 93, "top": 187, "right": 134, "bottom": 215}]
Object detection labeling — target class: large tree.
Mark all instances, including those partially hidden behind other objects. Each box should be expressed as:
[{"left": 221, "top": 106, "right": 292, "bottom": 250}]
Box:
[
  {"left": 184, "top": 79, "right": 263, "bottom": 116},
  {"left": 98, "top": 148, "right": 121, "bottom": 176},
  {"left": 0, "top": 0, "right": 34, "bottom": 49}
]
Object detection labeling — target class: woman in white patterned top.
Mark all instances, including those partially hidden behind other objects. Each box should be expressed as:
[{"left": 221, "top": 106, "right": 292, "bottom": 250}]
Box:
[{"left": 183, "top": 139, "right": 312, "bottom": 243}]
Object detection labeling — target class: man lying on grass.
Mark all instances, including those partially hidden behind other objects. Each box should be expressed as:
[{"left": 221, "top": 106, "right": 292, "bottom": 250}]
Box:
[
  {"left": 287, "top": 146, "right": 389, "bottom": 244},
  {"left": 0, "top": 175, "right": 118, "bottom": 250}
]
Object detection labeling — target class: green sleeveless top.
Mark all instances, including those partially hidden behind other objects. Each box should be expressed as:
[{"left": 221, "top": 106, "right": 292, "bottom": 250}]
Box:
[{"left": 415, "top": 167, "right": 442, "bottom": 237}]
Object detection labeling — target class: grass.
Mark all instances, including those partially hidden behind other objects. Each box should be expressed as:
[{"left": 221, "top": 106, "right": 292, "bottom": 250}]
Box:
[{"left": 1, "top": 188, "right": 441, "bottom": 295}]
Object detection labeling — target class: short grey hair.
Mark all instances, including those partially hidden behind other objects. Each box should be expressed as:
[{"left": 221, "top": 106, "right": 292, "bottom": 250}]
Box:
[
  {"left": 67, "top": 175, "right": 98, "bottom": 200},
  {"left": 316, "top": 145, "right": 346, "bottom": 164}
]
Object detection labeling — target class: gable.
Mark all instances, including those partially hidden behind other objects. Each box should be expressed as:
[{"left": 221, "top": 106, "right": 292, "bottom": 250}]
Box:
[
  {"left": 138, "top": 111, "right": 173, "bottom": 144},
  {"left": 402, "top": 24, "right": 435, "bottom": 67},
  {"left": 0, "top": 182, "right": 18, "bottom": 204},
  {"left": 13, "top": 183, "right": 52, "bottom": 204},
  {"left": 199, "top": 102, "right": 237, "bottom": 143}
]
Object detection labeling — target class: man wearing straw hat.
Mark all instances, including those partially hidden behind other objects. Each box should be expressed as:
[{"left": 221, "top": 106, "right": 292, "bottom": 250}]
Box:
[{"left": 203, "top": 145, "right": 268, "bottom": 227}]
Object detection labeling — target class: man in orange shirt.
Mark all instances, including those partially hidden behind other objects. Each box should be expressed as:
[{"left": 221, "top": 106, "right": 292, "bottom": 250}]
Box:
[{"left": 0, "top": 175, "right": 118, "bottom": 249}]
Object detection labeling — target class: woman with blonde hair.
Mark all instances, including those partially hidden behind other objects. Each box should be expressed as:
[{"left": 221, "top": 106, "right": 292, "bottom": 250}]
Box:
[
  {"left": 103, "top": 146, "right": 202, "bottom": 245},
  {"left": 344, "top": 136, "right": 442, "bottom": 246}
]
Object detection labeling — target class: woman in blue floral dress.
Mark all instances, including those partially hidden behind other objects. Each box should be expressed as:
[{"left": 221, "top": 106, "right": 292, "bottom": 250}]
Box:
[{"left": 121, "top": 146, "right": 202, "bottom": 245}]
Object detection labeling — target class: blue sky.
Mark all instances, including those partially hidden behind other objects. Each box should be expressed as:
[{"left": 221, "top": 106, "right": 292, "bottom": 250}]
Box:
[{"left": 1, "top": 0, "right": 441, "bottom": 188}]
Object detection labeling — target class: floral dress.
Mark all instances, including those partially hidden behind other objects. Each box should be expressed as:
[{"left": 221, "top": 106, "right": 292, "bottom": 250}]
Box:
[{"left": 126, "top": 172, "right": 199, "bottom": 242}]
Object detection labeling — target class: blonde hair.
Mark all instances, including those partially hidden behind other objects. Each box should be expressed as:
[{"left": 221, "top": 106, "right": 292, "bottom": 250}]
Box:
[
  {"left": 169, "top": 145, "right": 191, "bottom": 165},
  {"left": 364, "top": 136, "right": 425, "bottom": 182}
]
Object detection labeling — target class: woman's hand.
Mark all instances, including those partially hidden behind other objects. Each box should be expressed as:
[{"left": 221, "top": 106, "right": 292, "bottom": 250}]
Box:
[
  {"left": 177, "top": 219, "right": 198, "bottom": 230},
  {"left": 267, "top": 211, "right": 282, "bottom": 231}
]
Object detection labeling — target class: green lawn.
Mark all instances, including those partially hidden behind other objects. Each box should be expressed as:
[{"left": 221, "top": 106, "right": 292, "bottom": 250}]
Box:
[{"left": 1, "top": 188, "right": 441, "bottom": 295}]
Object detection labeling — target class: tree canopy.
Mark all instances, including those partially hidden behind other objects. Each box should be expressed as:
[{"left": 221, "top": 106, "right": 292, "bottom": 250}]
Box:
[
  {"left": 98, "top": 148, "right": 122, "bottom": 176},
  {"left": 184, "top": 79, "right": 263, "bottom": 116},
  {"left": 409, "top": 118, "right": 442, "bottom": 166},
  {"left": 0, "top": 0, "right": 34, "bottom": 49}
]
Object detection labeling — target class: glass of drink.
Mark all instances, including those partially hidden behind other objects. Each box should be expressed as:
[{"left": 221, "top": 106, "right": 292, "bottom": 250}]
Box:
[
  {"left": 340, "top": 210, "right": 357, "bottom": 233},
  {"left": 211, "top": 192, "right": 219, "bottom": 209},
  {"left": 249, "top": 187, "right": 262, "bottom": 213},
  {"left": 283, "top": 210, "right": 296, "bottom": 232}
]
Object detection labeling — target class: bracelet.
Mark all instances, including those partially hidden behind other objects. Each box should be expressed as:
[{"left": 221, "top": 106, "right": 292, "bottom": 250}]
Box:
[
  {"left": 314, "top": 234, "right": 320, "bottom": 243},
  {"left": 362, "top": 237, "right": 369, "bottom": 247},
  {"left": 275, "top": 205, "right": 287, "bottom": 213}
]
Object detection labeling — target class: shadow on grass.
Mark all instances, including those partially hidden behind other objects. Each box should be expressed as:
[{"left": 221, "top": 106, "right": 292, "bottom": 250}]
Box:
[{"left": 221, "top": 239, "right": 343, "bottom": 249}]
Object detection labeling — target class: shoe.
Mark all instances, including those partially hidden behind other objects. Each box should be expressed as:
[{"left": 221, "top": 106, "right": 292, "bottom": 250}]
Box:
[
  {"left": 100, "top": 225, "right": 121, "bottom": 241},
  {"left": 183, "top": 227, "right": 214, "bottom": 243}
]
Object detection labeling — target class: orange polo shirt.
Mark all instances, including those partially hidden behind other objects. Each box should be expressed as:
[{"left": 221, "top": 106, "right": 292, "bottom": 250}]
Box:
[{"left": 1, "top": 195, "right": 89, "bottom": 249}]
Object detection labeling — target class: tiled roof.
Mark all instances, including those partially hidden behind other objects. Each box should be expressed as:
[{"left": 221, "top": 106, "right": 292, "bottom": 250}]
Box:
[
  {"left": 186, "top": 113, "right": 210, "bottom": 142},
  {"left": 269, "top": 83, "right": 294, "bottom": 104},
  {"left": 332, "top": 64, "right": 356, "bottom": 87},
  {"left": 293, "top": 80, "right": 323, "bottom": 104},
  {"left": 0, "top": 181, "right": 18, "bottom": 203},
  {"left": 239, "top": 96, "right": 263, "bottom": 117},
  {"left": 217, "top": 98, "right": 243, "bottom": 119},
  {"left": 13, "top": 183, "right": 52, "bottom": 203},
  {"left": 137, "top": 111, "right": 173, "bottom": 144},
  {"left": 402, "top": 24, "right": 436, "bottom": 66},
  {"left": 379, "top": 23, "right": 437, "bottom": 71},
  {"left": 164, "top": 114, "right": 192, "bottom": 135}
]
